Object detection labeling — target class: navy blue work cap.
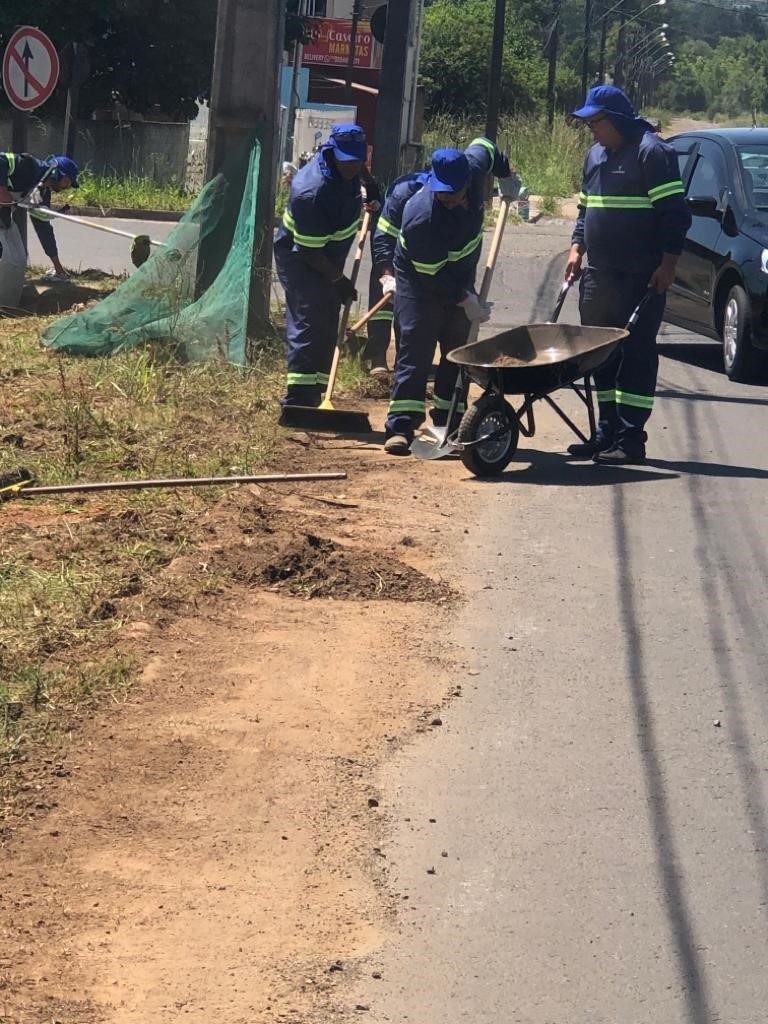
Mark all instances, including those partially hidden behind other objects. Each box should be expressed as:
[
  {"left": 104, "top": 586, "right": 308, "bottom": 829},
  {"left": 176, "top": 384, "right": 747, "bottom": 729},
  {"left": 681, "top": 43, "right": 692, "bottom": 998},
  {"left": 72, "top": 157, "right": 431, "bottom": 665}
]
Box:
[
  {"left": 328, "top": 124, "right": 367, "bottom": 162},
  {"left": 571, "top": 85, "right": 656, "bottom": 133},
  {"left": 47, "top": 155, "right": 80, "bottom": 187},
  {"left": 429, "top": 148, "right": 470, "bottom": 193}
]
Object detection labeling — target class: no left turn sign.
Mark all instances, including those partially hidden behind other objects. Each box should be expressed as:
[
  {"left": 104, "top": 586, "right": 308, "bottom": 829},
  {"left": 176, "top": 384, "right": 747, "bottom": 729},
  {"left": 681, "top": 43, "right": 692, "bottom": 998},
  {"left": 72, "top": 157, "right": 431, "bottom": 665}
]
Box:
[{"left": 2, "top": 26, "right": 60, "bottom": 111}]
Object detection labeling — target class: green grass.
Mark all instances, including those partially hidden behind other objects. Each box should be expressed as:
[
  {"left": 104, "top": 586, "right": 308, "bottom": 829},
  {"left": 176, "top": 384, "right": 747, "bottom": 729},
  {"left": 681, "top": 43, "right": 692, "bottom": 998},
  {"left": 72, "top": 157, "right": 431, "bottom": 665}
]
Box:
[
  {"left": 62, "top": 172, "right": 196, "bottom": 212},
  {"left": 424, "top": 113, "right": 587, "bottom": 199}
]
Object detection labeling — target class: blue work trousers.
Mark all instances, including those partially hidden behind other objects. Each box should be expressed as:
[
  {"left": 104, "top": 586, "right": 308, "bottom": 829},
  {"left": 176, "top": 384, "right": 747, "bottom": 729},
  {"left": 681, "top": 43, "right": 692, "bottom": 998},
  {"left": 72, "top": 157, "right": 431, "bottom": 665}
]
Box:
[
  {"left": 579, "top": 266, "right": 665, "bottom": 454},
  {"left": 275, "top": 250, "right": 341, "bottom": 407},
  {"left": 364, "top": 262, "right": 394, "bottom": 367},
  {"left": 386, "top": 277, "right": 470, "bottom": 440}
]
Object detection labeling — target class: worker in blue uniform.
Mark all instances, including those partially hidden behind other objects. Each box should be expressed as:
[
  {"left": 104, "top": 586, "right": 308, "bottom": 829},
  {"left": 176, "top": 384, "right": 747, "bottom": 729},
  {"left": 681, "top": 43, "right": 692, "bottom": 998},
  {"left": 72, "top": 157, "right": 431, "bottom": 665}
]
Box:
[
  {"left": 383, "top": 139, "right": 516, "bottom": 455},
  {"left": 565, "top": 85, "right": 691, "bottom": 464},
  {"left": 368, "top": 169, "right": 430, "bottom": 377},
  {"left": 274, "top": 124, "right": 369, "bottom": 409},
  {"left": 0, "top": 153, "right": 79, "bottom": 280}
]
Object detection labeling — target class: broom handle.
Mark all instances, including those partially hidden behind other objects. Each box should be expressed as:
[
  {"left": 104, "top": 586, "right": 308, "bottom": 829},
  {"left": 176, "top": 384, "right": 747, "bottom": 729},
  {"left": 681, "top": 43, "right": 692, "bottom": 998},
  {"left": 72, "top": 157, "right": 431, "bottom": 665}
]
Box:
[
  {"left": 347, "top": 292, "right": 391, "bottom": 336},
  {"left": 322, "top": 210, "right": 371, "bottom": 405}
]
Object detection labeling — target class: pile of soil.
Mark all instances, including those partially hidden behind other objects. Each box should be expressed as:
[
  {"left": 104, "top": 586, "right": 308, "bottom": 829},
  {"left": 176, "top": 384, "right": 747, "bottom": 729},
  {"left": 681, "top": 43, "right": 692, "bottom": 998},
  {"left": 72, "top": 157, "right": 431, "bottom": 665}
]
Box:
[{"left": 235, "top": 531, "right": 444, "bottom": 602}]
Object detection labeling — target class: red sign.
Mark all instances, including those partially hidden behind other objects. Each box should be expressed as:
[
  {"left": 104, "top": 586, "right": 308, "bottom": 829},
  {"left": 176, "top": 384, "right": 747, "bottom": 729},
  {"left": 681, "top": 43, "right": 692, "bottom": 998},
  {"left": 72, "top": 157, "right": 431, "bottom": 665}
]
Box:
[
  {"left": 303, "top": 18, "right": 375, "bottom": 69},
  {"left": 2, "top": 26, "right": 60, "bottom": 111}
]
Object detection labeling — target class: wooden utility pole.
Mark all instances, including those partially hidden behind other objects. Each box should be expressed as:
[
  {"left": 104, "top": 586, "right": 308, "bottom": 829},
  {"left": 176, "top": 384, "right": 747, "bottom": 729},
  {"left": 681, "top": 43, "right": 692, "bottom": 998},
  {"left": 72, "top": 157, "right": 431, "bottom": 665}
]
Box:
[
  {"left": 546, "top": 0, "right": 561, "bottom": 128},
  {"left": 372, "top": 0, "right": 413, "bottom": 185},
  {"left": 206, "top": 0, "right": 285, "bottom": 342},
  {"left": 485, "top": 0, "right": 507, "bottom": 142},
  {"left": 344, "top": 0, "right": 362, "bottom": 106},
  {"left": 581, "top": 0, "right": 593, "bottom": 97}
]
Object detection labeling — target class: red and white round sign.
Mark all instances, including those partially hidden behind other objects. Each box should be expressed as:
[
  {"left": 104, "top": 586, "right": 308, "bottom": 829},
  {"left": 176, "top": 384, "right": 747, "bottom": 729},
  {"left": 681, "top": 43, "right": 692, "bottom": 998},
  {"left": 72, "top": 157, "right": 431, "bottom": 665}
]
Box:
[{"left": 2, "top": 26, "right": 60, "bottom": 111}]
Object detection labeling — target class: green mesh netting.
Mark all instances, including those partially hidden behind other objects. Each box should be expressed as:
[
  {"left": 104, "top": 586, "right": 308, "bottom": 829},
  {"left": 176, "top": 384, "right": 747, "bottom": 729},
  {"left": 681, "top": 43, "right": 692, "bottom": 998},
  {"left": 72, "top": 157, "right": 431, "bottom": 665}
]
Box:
[{"left": 41, "top": 139, "right": 261, "bottom": 365}]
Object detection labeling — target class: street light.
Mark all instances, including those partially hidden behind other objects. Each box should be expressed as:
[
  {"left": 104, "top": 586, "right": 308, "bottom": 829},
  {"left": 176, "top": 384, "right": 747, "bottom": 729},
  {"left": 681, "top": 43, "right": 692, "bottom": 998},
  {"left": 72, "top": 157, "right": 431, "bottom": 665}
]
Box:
[{"left": 594, "top": 0, "right": 665, "bottom": 29}]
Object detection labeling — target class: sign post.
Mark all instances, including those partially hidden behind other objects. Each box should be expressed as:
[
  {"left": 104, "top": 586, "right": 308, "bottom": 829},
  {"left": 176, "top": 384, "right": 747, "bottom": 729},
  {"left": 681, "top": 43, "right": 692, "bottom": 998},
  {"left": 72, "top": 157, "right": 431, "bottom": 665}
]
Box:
[{"left": 2, "top": 26, "right": 60, "bottom": 245}]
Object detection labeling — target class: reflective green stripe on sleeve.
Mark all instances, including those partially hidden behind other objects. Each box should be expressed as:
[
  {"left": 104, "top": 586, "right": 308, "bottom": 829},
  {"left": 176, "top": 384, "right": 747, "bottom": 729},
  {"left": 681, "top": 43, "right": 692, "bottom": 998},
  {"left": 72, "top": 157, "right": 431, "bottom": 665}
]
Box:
[
  {"left": 2, "top": 152, "right": 16, "bottom": 188},
  {"left": 579, "top": 191, "right": 588, "bottom": 205},
  {"left": 648, "top": 180, "right": 685, "bottom": 202},
  {"left": 469, "top": 137, "right": 496, "bottom": 160},
  {"left": 448, "top": 231, "right": 483, "bottom": 262},
  {"left": 282, "top": 210, "right": 331, "bottom": 248},
  {"left": 616, "top": 390, "right": 654, "bottom": 409},
  {"left": 595, "top": 389, "right": 617, "bottom": 403},
  {"left": 376, "top": 215, "right": 399, "bottom": 238},
  {"left": 330, "top": 217, "right": 361, "bottom": 242},
  {"left": 388, "top": 399, "right": 426, "bottom": 414},
  {"left": 30, "top": 209, "right": 52, "bottom": 222},
  {"left": 583, "top": 195, "right": 653, "bottom": 209}
]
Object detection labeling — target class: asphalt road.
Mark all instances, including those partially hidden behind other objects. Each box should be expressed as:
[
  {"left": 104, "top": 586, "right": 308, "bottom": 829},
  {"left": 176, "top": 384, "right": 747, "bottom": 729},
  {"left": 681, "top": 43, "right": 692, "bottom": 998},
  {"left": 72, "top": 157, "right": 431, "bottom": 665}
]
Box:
[
  {"left": 350, "top": 224, "right": 768, "bottom": 1023},
  {"left": 27, "top": 217, "right": 176, "bottom": 276}
]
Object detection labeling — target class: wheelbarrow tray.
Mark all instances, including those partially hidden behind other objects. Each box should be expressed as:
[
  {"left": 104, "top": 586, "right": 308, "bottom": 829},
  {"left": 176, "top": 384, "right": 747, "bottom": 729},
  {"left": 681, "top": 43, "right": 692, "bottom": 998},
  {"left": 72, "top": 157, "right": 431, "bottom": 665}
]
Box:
[{"left": 447, "top": 323, "right": 628, "bottom": 395}]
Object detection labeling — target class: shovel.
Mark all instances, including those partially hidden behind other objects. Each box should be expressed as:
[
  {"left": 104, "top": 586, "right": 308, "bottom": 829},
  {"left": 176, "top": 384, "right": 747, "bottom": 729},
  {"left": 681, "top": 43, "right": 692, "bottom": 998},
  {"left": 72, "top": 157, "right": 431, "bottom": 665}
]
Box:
[
  {"left": 411, "top": 196, "right": 514, "bottom": 461},
  {"left": 279, "top": 212, "right": 373, "bottom": 434}
]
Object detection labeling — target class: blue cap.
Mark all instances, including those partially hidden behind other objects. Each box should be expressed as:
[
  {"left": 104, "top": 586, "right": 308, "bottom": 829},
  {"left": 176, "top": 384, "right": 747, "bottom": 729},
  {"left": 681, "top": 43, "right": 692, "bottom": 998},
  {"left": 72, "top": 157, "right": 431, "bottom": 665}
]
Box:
[
  {"left": 429, "top": 148, "right": 470, "bottom": 193},
  {"left": 571, "top": 85, "right": 656, "bottom": 133},
  {"left": 328, "top": 124, "right": 367, "bottom": 162},
  {"left": 47, "top": 155, "right": 79, "bottom": 187}
]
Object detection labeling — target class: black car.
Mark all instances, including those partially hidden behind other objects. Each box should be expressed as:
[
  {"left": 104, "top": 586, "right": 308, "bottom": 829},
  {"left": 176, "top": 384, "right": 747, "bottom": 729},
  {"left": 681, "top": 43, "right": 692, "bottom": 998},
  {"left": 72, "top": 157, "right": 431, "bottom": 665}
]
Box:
[{"left": 665, "top": 127, "right": 768, "bottom": 382}]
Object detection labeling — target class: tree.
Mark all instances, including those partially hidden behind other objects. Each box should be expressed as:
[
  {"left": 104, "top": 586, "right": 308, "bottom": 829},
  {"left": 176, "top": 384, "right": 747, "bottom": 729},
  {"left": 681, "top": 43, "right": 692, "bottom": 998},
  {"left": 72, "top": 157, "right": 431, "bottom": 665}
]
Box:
[{"left": 0, "top": 0, "right": 216, "bottom": 120}]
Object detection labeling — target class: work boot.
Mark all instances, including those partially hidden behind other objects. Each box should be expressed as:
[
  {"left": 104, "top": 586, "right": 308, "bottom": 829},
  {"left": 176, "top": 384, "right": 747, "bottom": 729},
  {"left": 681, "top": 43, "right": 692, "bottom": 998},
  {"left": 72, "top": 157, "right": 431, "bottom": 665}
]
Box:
[
  {"left": 384, "top": 434, "right": 411, "bottom": 456},
  {"left": 593, "top": 444, "right": 646, "bottom": 466},
  {"left": 567, "top": 435, "right": 612, "bottom": 459}
]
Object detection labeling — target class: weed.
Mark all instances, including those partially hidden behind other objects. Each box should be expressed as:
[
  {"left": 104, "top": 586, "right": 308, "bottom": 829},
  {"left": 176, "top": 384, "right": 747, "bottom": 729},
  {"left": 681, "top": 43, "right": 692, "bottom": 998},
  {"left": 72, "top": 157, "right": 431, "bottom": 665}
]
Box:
[{"left": 63, "top": 173, "right": 195, "bottom": 212}]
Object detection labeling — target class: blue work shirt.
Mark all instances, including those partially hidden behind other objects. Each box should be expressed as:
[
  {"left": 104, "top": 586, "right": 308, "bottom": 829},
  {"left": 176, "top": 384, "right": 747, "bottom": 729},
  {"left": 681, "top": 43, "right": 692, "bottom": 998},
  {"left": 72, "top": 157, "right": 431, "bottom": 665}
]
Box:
[
  {"left": 274, "top": 146, "right": 362, "bottom": 271},
  {"left": 394, "top": 137, "right": 511, "bottom": 301},
  {"left": 372, "top": 171, "right": 429, "bottom": 270},
  {"left": 572, "top": 129, "right": 692, "bottom": 277}
]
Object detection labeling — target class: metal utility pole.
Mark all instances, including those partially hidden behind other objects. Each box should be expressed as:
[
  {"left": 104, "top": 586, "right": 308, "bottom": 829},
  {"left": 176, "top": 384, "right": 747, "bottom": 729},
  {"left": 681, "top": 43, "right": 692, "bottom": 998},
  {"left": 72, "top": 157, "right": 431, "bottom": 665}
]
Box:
[
  {"left": 372, "top": 0, "right": 414, "bottom": 185},
  {"left": 546, "top": 0, "right": 561, "bottom": 128},
  {"left": 344, "top": 0, "right": 362, "bottom": 106},
  {"left": 206, "top": 0, "right": 285, "bottom": 343},
  {"left": 285, "top": 1, "right": 305, "bottom": 163},
  {"left": 485, "top": 0, "right": 507, "bottom": 142},
  {"left": 581, "top": 0, "right": 593, "bottom": 97}
]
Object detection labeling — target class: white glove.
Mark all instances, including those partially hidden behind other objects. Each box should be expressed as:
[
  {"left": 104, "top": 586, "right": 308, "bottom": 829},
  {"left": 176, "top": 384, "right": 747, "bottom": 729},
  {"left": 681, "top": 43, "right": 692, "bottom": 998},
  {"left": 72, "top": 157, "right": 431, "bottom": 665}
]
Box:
[
  {"left": 27, "top": 187, "right": 45, "bottom": 208},
  {"left": 498, "top": 173, "right": 522, "bottom": 200},
  {"left": 458, "top": 293, "right": 492, "bottom": 323},
  {"left": 380, "top": 274, "right": 396, "bottom": 296}
]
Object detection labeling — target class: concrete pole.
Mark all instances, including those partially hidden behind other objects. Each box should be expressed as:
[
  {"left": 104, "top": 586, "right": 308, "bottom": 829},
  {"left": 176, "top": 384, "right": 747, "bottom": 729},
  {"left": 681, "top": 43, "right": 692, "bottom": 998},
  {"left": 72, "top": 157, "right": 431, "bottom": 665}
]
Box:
[
  {"left": 372, "top": 0, "right": 413, "bottom": 186},
  {"left": 206, "top": 0, "right": 286, "bottom": 345},
  {"left": 485, "top": 0, "right": 507, "bottom": 143}
]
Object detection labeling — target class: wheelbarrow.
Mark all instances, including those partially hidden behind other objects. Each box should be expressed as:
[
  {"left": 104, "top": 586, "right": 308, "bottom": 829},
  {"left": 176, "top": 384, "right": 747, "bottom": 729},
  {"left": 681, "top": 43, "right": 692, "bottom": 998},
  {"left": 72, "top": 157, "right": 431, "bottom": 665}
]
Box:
[{"left": 415, "top": 283, "right": 651, "bottom": 477}]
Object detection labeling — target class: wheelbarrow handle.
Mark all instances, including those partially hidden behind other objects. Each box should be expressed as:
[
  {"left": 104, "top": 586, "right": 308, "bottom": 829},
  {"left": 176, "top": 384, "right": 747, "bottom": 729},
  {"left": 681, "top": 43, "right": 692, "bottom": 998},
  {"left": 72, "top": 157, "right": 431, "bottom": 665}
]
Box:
[
  {"left": 549, "top": 275, "right": 575, "bottom": 323},
  {"left": 626, "top": 288, "right": 657, "bottom": 328}
]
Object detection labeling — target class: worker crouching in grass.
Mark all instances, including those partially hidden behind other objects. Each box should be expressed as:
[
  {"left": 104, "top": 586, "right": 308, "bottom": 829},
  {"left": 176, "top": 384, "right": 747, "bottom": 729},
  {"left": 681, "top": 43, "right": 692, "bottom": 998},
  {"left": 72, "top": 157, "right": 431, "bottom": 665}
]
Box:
[
  {"left": 383, "top": 139, "right": 519, "bottom": 456},
  {"left": 565, "top": 86, "right": 691, "bottom": 465},
  {"left": 274, "top": 124, "right": 377, "bottom": 410}
]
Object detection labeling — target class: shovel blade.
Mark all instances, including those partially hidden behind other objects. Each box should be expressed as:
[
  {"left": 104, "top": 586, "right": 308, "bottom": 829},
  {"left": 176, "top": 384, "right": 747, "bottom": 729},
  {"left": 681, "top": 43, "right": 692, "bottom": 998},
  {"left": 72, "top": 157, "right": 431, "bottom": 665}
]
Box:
[{"left": 410, "top": 432, "right": 461, "bottom": 461}]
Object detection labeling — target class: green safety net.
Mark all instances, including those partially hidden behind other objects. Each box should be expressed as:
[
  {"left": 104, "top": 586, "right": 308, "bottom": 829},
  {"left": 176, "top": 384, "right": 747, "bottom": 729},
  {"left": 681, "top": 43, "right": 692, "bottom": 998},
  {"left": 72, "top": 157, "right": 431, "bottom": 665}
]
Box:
[{"left": 41, "top": 138, "right": 261, "bottom": 365}]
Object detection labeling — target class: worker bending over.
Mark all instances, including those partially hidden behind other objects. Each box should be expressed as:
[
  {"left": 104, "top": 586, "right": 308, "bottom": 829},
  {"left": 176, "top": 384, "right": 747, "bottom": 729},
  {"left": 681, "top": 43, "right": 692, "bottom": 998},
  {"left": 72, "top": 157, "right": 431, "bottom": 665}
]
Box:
[
  {"left": 274, "top": 124, "right": 374, "bottom": 409},
  {"left": 384, "top": 138, "right": 517, "bottom": 455},
  {"left": 566, "top": 86, "right": 691, "bottom": 464},
  {"left": 0, "top": 153, "right": 79, "bottom": 281}
]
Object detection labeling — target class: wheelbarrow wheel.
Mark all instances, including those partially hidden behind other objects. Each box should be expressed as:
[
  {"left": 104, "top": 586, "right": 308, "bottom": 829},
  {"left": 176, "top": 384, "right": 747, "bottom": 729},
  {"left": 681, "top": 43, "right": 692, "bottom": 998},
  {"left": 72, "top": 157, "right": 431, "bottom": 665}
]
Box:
[{"left": 457, "top": 395, "right": 519, "bottom": 477}]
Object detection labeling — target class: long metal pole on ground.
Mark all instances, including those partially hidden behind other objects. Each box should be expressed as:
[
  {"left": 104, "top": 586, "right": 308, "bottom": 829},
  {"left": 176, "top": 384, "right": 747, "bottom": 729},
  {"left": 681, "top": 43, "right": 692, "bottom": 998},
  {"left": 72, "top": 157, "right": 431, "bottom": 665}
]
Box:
[
  {"left": 206, "top": 0, "right": 285, "bottom": 347},
  {"left": 485, "top": 0, "right": 507, "bottom": 142},
  {"left": 372, "top": 0, "right": 414, "bottom": 185}
]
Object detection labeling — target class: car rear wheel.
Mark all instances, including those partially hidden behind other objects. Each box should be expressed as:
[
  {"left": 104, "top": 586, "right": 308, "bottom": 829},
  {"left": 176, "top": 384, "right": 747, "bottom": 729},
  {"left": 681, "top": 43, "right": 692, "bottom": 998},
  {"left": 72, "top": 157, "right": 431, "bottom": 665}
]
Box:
[{"left": 722, "top": 284, "right": 763, "bottom": 382}]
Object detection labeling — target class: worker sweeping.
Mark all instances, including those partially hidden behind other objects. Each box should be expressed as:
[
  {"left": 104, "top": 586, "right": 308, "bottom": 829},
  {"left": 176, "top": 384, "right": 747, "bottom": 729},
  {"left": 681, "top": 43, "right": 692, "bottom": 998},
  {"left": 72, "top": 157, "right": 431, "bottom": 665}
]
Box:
[
  {"left": 368, "top": 168, "right": 430, "bottom": 379},
  {"left": 565, "top": 85, "right": 691, "bottom": 464},
  {"left": 0, "top": 153, "right": 79, "bottom": 281},
  {"left": 383, "top": 138, "right": 518, "bottom": 455},
  {"left": 274, "top": 124, "right": 374, "bottom": 410}
]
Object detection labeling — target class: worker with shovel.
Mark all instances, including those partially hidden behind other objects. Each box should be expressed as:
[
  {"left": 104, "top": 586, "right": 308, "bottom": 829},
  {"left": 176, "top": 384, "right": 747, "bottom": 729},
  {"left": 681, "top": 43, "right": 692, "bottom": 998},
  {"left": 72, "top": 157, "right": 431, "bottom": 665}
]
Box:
[
  {"left": 383, "top": 139, "right": 517, "bottom": 455},
  {"left": 0, "top": 153, "right": 79, "bottom": 281},
  {"left": 274, "top": 124, "right": 372, "bottom": 410}
]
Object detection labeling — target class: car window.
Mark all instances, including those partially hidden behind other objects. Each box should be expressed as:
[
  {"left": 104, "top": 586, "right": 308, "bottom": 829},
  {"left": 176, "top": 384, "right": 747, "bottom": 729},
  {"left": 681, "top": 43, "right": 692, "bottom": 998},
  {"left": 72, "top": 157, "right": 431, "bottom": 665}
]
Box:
[
  {"left": 687, "top": 153, "right": 723, "bottom": 199},
  {"left": 670, "top": 141, "right": 696, "bottom": 181},
  {"left": 737, "top": 145, "right": 768, "bottom": 210}
]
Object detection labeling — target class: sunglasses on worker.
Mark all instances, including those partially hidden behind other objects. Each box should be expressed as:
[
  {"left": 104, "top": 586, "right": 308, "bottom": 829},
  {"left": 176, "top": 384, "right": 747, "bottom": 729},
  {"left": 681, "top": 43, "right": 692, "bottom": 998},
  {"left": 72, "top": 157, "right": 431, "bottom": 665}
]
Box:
[{"left": 584, "top": 114, "right": 608, "bottom": 128}]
